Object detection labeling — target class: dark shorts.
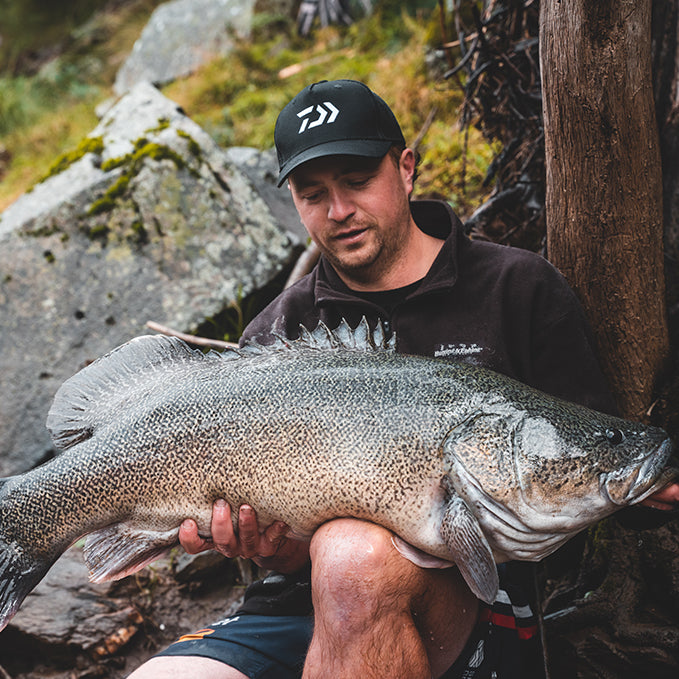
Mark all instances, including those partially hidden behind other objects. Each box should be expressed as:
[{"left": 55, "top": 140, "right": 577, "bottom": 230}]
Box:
[
  {"left": 154, "top": 608, "right": 536, "bottom": 679},
  {"left": 156, "top": 614, "right": 314, "bottom": 679}
]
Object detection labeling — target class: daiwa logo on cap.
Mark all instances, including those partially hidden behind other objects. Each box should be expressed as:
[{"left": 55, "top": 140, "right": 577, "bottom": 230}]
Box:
[{"left": 297, "top": 101, "right": 340, "bottom": 133}]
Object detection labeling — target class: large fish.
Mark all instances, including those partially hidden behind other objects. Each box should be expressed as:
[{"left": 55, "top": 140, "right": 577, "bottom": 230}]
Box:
[{"left": 0, "top": 319, "right": 676, "bottom": 630}]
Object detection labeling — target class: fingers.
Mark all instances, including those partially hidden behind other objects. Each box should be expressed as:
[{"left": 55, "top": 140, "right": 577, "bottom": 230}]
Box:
[
  {"left": 178, "top": 518, "right": 211, "bottom": 555},
  {"left": 178, "top": 500, "right": 237, "bottom": 557},
  {"left": 258, "top": 521, "right": 290, "bottom": 558},
  {"left": 641, "top": 481, "right": 679, "bottom": 510},
  {"left": 238, "top": 505, "right": 260, "bottom": 559},
  {"left": 179, "top": 500, "right": 292, "bottom": 560},
  {"left": 210, "top": 499, "right": 239, "bottom": 557}
]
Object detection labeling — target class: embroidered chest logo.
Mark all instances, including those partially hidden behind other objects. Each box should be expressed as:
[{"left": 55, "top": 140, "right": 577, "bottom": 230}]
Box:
[
  {"left": 297, "top": 102, "right": 340, "bottom": 133},
  {"left": 434, "top": 343, "right": 484, "bottom": 358}
]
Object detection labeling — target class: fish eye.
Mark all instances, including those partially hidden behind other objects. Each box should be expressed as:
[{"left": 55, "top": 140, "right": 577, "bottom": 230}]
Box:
[{"left": 605, "top": 428, "right": 625, "bottom": 445}]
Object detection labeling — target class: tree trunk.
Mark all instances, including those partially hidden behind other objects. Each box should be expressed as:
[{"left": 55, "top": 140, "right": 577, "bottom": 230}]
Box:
[
  {"left": 539, "top": 3, "right": 678, "bottom": 676},
  {"left": 539, "top": 0, "right": 669, "bottom": 421},
  {"left": 653, "top": 0, "right": 679, "bottom": 271}
]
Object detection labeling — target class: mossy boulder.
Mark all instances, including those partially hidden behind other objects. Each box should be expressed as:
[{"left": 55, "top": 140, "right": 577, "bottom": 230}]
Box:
[{"left": 0, "top": 81, "right": 300, "bottom": 476}]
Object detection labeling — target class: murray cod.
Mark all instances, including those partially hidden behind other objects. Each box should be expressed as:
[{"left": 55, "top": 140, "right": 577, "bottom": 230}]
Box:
[{"left": 0, "top": 319, "right": 676, "bottom": 629}]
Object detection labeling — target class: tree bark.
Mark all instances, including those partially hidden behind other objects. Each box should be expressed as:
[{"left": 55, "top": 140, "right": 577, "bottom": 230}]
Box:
[
  {"left": 539, "top": 0, "right": 669, "bottom": 421},
  {"left": 652, "top": 0, "right": 679, "bottom": 269}
]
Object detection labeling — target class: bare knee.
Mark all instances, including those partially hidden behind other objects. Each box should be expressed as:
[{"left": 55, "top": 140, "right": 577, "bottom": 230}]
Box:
[
  {"left": 309, "top": 519, "right": 424, "bottom": 620},
  {"left": 311, "top": 519, "right": 412, "bottom": 580}
]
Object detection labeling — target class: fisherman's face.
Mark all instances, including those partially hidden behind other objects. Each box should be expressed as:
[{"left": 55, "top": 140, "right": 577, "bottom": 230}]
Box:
[{"left": 288, "top": 149, "right": 416, "bottom": 288}]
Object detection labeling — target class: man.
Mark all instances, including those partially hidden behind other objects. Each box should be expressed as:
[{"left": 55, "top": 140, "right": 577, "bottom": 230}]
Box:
[{"left": 129, "top": 79, "right": 679, "bottom": 679}]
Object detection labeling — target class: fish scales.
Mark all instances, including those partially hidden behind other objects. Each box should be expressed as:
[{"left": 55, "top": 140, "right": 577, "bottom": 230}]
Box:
[{"left": 0, "top": 318, "right": 676, "bottom": 628}]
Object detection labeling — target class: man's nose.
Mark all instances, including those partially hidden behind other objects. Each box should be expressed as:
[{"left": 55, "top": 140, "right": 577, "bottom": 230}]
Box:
[{"left": 327, "top": 189, "right": 355, "bottom": 222}]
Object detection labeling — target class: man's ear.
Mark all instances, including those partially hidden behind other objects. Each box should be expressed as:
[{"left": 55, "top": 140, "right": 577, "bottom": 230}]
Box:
[{"left": 400, "top": 148, "right": 416, "bottom": 196}]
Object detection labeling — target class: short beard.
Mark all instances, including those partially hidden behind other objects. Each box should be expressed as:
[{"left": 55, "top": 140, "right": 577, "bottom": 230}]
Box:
[{"left": 322, "top": 220, "right": 410, "bottom": 289}]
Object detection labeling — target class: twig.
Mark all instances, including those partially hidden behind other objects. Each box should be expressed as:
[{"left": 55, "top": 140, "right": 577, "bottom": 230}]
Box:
[
  {"left": 410, "top": 106, "right": 438, "bottom": 156},
  {"left": 440, "top": 33, "right": 478, "bottom": 50},
  {"left": 0, "top": 664, "right": 12, "bottom": 679},
  {"left": 443, "top": 34, "right": 479, "bottom": 79},
  {"left": 533, "top": 564, "right": 551, "bottom": 679},
  {"left": 278, "top": 52, "right": 337, "bottom": 79},
  {"left": 145, "top": 321, "right": 238, "bottom": 350},
  {"left": 284, "top": 241, "right": 321, "bottom": 289}
]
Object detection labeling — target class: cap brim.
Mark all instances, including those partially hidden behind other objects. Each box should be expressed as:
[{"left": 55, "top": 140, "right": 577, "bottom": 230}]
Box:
[{"left": 277, "top": 139, "right": 393, "bottom": 187}]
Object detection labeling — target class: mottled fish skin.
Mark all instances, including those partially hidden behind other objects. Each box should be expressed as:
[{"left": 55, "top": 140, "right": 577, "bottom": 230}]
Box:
[{"left": 0, "top": 319, "right": 675, "bottom": 626}]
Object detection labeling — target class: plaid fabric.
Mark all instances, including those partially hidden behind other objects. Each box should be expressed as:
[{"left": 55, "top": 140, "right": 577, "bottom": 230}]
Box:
[{"left": 481, "top": 587, "right": 538, "bottom": 641}]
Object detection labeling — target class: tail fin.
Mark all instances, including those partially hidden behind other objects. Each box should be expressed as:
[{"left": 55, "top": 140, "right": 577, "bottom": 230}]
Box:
[
  {"left": 0, "top": 477, "right": 56, "bottom": 631},
  {"left": 0, "top": 542, "right": 54, "bottom": 631}
]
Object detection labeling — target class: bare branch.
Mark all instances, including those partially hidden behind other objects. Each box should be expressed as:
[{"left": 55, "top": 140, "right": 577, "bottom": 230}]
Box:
[{"left": 145, "top": 321, "right": 238, "bottom": 350}]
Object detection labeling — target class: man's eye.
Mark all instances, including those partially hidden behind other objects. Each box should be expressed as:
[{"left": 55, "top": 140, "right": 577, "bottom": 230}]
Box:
[
  {"left": 347, "top": 177, "right": 371, "bottom": 189},
  {"left": 303, "top": 191, "right": 323, "bottom": 202}
]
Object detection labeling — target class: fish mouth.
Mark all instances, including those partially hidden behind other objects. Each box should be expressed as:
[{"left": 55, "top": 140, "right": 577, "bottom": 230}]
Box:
[{"left": 602, "top": 439, "right": 677, "bottom": 506}]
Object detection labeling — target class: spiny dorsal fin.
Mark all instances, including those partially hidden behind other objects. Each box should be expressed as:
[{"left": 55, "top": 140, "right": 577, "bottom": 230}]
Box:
[{"left": 267, "top": 317, "right": 395, "bottom": 353}]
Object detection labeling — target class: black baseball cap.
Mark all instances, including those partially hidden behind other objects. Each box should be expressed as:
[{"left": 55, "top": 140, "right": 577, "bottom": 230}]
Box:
[{"left": 274, "top": 79, "right": 406, "bottom": 186}]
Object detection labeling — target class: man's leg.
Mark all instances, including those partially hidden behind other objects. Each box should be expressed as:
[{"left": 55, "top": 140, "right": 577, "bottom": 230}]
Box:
[
  {"left": 128, "top": 657, "right": 247, "bottom": 679},
  {"left": 303, "top": 518, "right": 479, "bottom": 679},
  {"left": 126, "top": 614, "right": 313, "bottom": 679}
]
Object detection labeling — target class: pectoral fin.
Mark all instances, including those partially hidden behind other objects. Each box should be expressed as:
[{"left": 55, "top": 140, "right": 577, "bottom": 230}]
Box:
[
  {"left": 391, "top": 536, "right": 455, "bottom": 569},
  {"left": 83, "top": 524, "right": 179, "bottom": 583},
  {"left": 441, "top": 495, "right": 499, "bottom": 604}
]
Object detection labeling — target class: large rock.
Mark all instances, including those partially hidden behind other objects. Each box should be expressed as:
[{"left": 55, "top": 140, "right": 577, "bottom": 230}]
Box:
[
  {"left": 0, "top": 547, "right": 246, "bottom": 677},
  {"left": 225, "top": 146, "right": 307, "bottom": 243},
  {"left": 0, "top": 548, "right": 144, "bottom": 660},
  {"left": 114, "top": 0, "right": 255, "bottom": 95},
  {"left": 0, "top": 82, "right": 298, "bottom": 476}
]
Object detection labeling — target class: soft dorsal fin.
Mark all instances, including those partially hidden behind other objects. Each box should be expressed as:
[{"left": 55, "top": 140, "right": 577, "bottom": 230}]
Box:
[
  {"left": 47, "top": 318, "right": 393, "bottom": 452},
  {"left": 46, "top": 335, "right": 224, "bottom": 452}
]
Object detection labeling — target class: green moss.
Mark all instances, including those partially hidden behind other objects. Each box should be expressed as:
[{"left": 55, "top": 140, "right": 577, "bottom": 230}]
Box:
[
  {"left": 23, "top": 223, "right": 63, "bottom": 238},
  {"left": 88, "top": 223, "right": 110, "bottom": 241},
  {"left": 142, "top": 142, "right": 187, "bottom": 169},
  {"left": 127, "top": 219, "right": 148, "bottom": 245},
  {"left": 42, "top": 135, "right": 104, "bottom": 180},
  {"left": 101, "top": 137, "right": 188, "bottom": 175},
  {"left": 87, "top": 173, "right": 130, "bottom": 216},
  {"left": 586, "top": 518, "right": 614, "bottom": 564},
  {"left": 89, "top": 137, "right": 195, "bottom": 220},
  {"left": 145, "top": 117, "right": 171, "bottom": 134},
  {"left": 177, "top": 129, "right": 201, "bottom": 158}
]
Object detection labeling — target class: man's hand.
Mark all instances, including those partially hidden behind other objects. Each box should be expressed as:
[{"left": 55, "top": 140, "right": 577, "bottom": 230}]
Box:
[
  {"left": 179, "top": 499, "right": 310, "bottom": 572},
  {"left": 640, "top": 481, "right": 679, "bottom": 511}
]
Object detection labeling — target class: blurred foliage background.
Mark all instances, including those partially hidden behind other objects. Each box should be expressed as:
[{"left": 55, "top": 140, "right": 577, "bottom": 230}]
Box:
[{"left": 0, "top": 0, "right": 496, "bottom": 217}]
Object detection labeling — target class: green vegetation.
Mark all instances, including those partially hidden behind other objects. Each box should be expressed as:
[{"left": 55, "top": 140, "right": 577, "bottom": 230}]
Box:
[
  {"left": 100, "top": 137, "right": 189, "bottom": 174},
  {"left": 0, "top": 0, "right": 166, "bottom": 209},
  {"left": 177, "top": 130, "right": 202, "bottom": 158},
  {"left": 88, "top": 175, "right": 131, "bottom": 217},
  {"left": 43, "top": 135, "right": 104, "bottom": 180},
  {"left": 0, "top": 0, "right": 495, "bottom": 217},
  {"left": 88, "top": 136, "right": 194, "bottom": 217}
]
